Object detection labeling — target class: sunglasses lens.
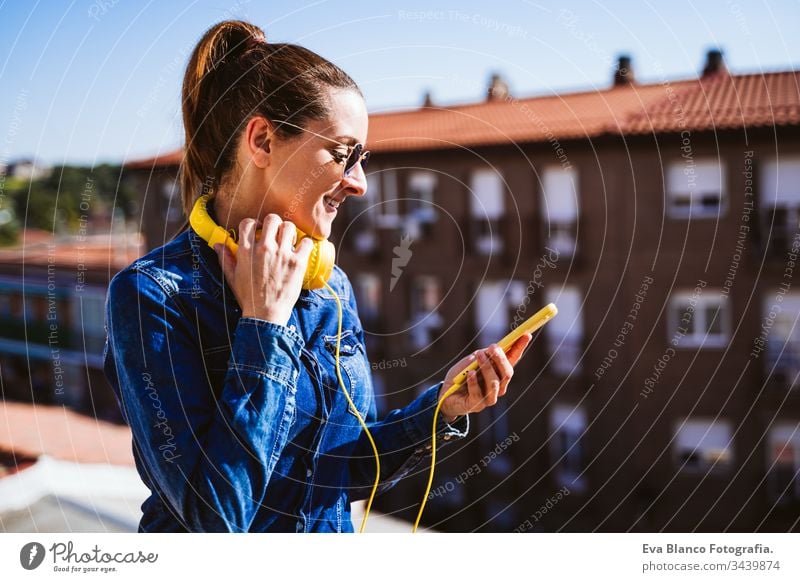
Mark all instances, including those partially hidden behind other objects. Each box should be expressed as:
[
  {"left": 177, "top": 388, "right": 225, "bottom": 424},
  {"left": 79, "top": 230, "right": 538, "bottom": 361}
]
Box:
[
  {"left": 344, "top": 145, "right": 371, "bottom": 177},
  {"left": 344, "top": 144, "right": 362, "bottom": 176}
]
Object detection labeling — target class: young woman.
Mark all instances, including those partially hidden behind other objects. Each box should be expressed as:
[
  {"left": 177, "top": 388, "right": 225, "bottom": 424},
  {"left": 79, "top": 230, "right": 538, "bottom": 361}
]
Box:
[{"left": 104, "top": 19, "right": 532, "bottom": 533}]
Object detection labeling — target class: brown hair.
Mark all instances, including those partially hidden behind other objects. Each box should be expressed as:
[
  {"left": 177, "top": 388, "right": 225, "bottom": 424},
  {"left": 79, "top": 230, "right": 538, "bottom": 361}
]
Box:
[{"left": 179, "top": 19, "right": 362, "bottom": 220}]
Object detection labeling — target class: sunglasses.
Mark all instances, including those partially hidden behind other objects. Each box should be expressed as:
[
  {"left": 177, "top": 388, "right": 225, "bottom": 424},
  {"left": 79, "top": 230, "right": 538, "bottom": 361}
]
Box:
[{"left": 269, "top": 119, "right": 370, "bottom": 178}]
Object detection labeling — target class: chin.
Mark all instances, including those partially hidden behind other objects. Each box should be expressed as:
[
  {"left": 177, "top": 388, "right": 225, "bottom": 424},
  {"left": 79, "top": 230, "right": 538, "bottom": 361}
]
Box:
[{"left": 303, "top": 216, "right": 332, "bottom": 240}]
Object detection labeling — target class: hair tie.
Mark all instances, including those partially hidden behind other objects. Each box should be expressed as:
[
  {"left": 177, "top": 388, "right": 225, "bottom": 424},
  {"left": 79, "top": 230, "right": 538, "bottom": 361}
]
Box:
[{"left": 245, "top": 34, "right": 267, "bottom": 51}]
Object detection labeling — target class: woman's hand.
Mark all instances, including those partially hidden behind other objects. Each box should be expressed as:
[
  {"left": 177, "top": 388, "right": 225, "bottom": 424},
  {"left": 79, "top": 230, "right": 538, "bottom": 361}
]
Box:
[
  {"left": 438, "top": 333, "right": 533, "bottom": 422},
  {"left": 214, "top": 214, "right": 314, "bottom": 326}
]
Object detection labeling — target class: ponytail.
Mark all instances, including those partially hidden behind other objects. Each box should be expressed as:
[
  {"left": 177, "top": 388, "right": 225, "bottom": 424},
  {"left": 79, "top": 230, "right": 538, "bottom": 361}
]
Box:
[{"left": 179, "top": 19, "right": 362, "bottom": 221}]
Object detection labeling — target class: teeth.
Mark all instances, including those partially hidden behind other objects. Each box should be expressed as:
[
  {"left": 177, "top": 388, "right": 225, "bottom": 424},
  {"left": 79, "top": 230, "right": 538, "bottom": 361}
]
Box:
[{"left": 324, "top": 196, "right": 340, "bottom": 209}]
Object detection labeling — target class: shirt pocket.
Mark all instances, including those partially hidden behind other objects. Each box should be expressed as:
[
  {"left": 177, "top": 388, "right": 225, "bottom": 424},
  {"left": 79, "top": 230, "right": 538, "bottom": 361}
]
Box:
[{"left": 322, "top": 329, "right": 371, "bottom": 420}]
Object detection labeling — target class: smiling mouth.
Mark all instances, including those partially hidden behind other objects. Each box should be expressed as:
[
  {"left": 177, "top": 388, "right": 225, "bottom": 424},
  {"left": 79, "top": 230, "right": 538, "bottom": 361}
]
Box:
[{"left": 323, "top": 195, "right": 344, "bottom": 212}]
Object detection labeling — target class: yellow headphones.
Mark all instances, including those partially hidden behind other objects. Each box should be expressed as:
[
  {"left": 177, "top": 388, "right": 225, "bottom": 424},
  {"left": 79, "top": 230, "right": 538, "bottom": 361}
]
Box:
[
  {"left": 189, "top": 194, "right": 555, "bottom": 532},
  {"left": 189, "top": 194, "right": 336, "bottom": 290},
  {"left": 189, "top": 194, "right": 381, "bottom": 532}
]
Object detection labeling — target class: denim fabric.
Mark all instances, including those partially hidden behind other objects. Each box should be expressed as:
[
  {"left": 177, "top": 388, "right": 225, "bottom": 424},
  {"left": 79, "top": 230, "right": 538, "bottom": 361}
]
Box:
[{"left": 103, "top": 221, "right": 469, "bottom": 533}]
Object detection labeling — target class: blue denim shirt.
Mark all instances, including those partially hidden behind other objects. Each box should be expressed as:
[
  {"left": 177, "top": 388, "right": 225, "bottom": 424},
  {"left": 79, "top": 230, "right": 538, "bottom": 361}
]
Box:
[{"left": 103, "top": 225, "right": 469, "bottom": 532}]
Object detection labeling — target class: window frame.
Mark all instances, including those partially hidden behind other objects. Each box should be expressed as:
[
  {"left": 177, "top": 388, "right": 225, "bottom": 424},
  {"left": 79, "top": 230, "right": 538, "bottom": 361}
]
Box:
[
  {"left": 665, "top": 158, "right": 728, "bottom": 219},
  {"left": 668, "top": 290, "right": 730, "bottom": 348}
]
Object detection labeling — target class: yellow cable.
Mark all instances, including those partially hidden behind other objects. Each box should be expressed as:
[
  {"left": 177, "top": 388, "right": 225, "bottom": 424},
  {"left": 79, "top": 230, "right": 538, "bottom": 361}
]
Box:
[
  {"left": 323, "top": 280, "right": 380, "bottom": 533},
  {"left": 412, "top": 379, "right": 462, "bottom": 533}
]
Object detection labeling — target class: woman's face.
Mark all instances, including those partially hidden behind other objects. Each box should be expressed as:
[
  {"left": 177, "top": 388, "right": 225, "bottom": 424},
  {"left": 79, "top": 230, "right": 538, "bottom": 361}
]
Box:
[{"left": 257, "top": 88, "right": 369, "bottom": 240}]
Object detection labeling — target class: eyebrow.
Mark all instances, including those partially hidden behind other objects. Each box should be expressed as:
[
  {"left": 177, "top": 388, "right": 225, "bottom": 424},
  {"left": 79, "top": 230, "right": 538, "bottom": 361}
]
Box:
[{"left": 331, "top": 135, "right": 359, "bottom": 145}]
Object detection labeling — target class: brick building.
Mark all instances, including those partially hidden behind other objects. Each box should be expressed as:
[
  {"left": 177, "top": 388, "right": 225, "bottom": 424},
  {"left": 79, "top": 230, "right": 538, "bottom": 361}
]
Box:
[
  {"left": 0, "top": 230, "right": 143, "bottom": 422},
  {"left": 123, "top": 51, "right": 800, "bottom": 531}
]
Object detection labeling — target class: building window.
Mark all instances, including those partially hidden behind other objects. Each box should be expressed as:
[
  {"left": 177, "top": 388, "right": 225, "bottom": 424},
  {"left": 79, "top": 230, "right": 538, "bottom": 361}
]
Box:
[
  {"left": 544, "top": 286, "right": 582, "bottom": 375},
  {"left": 469, "top": 168, "right": 505, "bottom": 255},
  {"left": 345, "top": 174, "right": 378, "bottom": 253},
  {"left": 353, "top": 273, "right": 381, "bottom": 329},
  {"left": 405, "top": 171, "right": 437, "bottom": 237},
  {"left": 666, "top": 159, "right": 726, "bottom": 218},
  {"left": 408, "top": 276, "right": 443, "bottom": 351},
  {"left": 550, "top": 404, "right": 586, "bottom": 491},
  {"left": 541, "top": 166, "right": 578, "bottom": 258},
  {"left": 760, "top": 157, "right": 800, "bottom": 258},
  {"left": 668, "top": 290, "right": 728, "bottom": 348},
  {"left": 765, "top": 292, "right": 800, "bottom": 389},
  {"left": 474, "top": 280, "right": 526, "bottom": 349},
  {"left": 373, "top": 169, "right": 402, "bottom": 229},
  {"left": 673, "top": 418, "right": 733, "bottom": 472},
  {"left": 766, "top": 423, "right": 800, "bottom": 504}
]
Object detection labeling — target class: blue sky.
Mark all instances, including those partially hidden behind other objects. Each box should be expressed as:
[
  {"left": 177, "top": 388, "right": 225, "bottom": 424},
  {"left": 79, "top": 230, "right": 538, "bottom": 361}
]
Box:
[{"left": 1, "top": 0, "right": 798, "bottom": 166}]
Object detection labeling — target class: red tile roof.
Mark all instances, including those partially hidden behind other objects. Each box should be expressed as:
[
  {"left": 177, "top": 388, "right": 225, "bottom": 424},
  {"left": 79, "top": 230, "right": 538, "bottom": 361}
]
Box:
[
  {"left": 619, "top": 71, "right": 800, "bottom": 134},
  {"left": 0, "top": 401, "right": 134, "bottom": 467},
  {"left": 124, "top": 149, "right": 184, "bottom": 170},
  {"left": 0, "top": 230, "right": 144, "bottom": 271},
  {"left": 125, "top": 69, "right": 799, "bottom": 166}
]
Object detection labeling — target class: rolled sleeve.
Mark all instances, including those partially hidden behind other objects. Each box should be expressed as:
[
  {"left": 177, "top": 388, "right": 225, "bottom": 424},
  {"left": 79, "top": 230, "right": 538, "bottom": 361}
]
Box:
[{"left": 402, "top": 382, "right": 469, "bottom": 450}]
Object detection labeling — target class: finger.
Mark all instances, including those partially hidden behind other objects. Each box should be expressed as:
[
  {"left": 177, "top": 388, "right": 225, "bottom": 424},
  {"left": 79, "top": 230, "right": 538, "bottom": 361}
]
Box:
[
  {"left": 477, "top": 349, "right": 500, "bottom": 406},
  {"left": 278, "top": 220, "right": 297, "bottom": 250},
  {"left": 214, "top": 243, "right": 236, "bottom": 283},
  {"left": 294, "top": 235, "right": 314, "bottom": 260},
  {"left": 260, "top": 214, "right": 282, "bottom": 249},
  {"left": 506, "top": 333, "right": 533, "bottom": 366},
  {"left": 238, "top": 219, "right": 257, "bottom": 252},
  {"left": 487, "top": 344, "right": 514, "bottom": 397},
  {"left": 466, "top": 369, "right": 483, "bottom": 412}
]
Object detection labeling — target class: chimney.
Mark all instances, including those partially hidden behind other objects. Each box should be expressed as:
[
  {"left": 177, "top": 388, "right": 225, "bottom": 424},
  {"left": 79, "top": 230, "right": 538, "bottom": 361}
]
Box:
[
  {"left": 702, "top": 49, "right": 727, "bottom": 77},
  {"left": 486, "top": 73, "right": 510, "bottom": 102},
  {"left": 421, "top": 90, "right": 434, "bottom": 109},
  {"left": 613, "top": 55, "right": 635, "bottom": 86}
]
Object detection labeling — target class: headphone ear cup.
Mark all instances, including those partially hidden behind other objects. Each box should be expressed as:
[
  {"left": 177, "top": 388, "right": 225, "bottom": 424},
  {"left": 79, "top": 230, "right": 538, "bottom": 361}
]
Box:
[{"left": 294, "top": 228, "right": 335, "bottom": 290}]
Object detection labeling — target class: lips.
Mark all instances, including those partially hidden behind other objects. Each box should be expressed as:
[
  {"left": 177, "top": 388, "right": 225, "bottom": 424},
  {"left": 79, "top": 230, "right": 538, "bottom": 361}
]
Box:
[{"left": 323, "top": 195, "right": 345, "bottom": 212}]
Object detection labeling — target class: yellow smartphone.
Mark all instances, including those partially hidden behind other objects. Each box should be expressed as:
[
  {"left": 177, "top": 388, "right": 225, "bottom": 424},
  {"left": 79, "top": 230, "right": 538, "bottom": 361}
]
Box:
[{"left": 450, "top": 302, "right": 558, "bottom": 387}]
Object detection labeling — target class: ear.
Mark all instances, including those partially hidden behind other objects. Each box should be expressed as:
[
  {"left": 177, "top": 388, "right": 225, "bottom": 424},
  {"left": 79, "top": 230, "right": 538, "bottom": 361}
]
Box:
[{"left": 243, "top": 116, "right": 273, "bottom": 169}]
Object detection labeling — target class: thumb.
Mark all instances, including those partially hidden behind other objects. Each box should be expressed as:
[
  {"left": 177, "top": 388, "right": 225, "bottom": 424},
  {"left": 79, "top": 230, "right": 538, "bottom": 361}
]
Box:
[
  {"left": 507, "top": 332, "right": 533, "bottom": 366},
  {"left": 214, "top": 243, "right": 236, "bottom": 282}
]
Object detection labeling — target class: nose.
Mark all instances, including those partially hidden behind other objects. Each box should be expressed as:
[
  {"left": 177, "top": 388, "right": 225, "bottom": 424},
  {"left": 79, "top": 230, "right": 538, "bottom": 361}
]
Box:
[{"left": 340, "top": 162, "right": 368, "bottom": 197}]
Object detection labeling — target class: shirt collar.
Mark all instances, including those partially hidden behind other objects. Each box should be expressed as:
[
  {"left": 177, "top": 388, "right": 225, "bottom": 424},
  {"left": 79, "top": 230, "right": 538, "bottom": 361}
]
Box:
[
  {"left": 187, "top": 198, "right": 227, "bottom": 299},
  {"left": 187, "top": 198, "right": 319, "bottom": 306}
]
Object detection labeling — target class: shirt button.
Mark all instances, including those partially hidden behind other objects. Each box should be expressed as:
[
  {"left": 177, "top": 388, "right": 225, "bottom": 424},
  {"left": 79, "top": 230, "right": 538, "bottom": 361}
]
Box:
[
  {"left": 443, "top": 434, "right": 452, "bottom": 441},
  {"left": 289, "top": 324, "right": 297, "bottom": 332},
  {"left": 306, "top": 468, "right": 313, "bottom": 478},
  {"left": 296, "top": 522, "right": 303, "bottom": 533}
]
